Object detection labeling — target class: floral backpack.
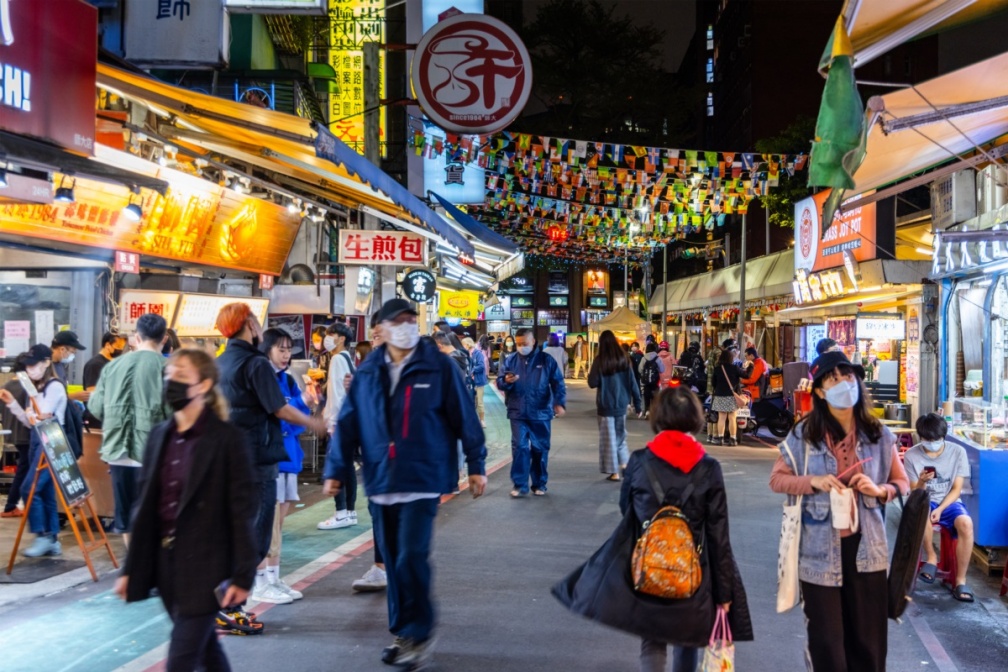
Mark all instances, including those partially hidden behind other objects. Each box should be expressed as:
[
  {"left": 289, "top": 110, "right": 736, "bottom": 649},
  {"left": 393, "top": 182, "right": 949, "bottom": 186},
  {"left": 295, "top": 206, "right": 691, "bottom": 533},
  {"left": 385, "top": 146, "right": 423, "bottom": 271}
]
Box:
[{"left": 631, "top": 458, "right": 703, "bottom": 599}]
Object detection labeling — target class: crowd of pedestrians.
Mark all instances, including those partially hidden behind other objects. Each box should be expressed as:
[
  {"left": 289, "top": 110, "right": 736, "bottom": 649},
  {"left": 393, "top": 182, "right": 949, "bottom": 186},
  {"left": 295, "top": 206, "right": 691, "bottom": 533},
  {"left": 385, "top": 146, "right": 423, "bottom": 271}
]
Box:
[{"left": 5, "top": 306, "right": 987, "bottom": 672}]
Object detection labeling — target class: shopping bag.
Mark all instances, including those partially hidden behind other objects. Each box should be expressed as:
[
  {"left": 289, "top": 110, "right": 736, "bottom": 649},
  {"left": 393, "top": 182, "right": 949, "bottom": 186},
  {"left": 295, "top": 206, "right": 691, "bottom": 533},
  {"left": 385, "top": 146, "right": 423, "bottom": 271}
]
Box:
[
  {"left": 701, "top": 605, "right": 735, "bottom": 672},
  {"left": 776, "top": 441, "right": 808, "bottom": 613}
]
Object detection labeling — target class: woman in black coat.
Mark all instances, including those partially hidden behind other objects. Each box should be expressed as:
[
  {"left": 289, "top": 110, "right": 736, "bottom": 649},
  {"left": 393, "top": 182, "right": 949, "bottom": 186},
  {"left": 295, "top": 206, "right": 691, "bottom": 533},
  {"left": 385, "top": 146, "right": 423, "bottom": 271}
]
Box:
[
  {"left": 554, "top": 387, "right": 752, "bottom": 672},
  {"left": 711, "top": 345, "right": 744, "bottom": 445},
  {"left": 115, "top": 349, "right": 259, "bottom": 671}
]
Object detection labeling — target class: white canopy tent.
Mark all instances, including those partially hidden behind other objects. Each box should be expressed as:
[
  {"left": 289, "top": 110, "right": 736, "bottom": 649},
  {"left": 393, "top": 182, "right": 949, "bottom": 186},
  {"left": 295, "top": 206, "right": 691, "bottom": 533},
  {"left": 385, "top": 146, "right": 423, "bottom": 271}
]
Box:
[{"left": 586, "top": 306, "right": 652, "bottom": 365}]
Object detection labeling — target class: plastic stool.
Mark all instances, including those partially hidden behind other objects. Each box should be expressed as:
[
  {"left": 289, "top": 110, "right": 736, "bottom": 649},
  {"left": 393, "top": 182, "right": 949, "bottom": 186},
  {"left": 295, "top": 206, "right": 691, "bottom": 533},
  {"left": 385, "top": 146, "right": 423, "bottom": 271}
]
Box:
[{"left": 918, "top": 525, "right": 958, "bottom": 587}]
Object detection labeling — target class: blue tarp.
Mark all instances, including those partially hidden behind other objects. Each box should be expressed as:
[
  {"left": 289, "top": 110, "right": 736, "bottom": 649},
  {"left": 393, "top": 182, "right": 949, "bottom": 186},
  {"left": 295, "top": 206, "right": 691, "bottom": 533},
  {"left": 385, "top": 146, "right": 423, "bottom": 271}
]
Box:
[
  {"left": 431, "top": 192, "right": 519, "bottom": 254},
  {"left": 314, "top": 125, "right": 474, "bottom": 257}
]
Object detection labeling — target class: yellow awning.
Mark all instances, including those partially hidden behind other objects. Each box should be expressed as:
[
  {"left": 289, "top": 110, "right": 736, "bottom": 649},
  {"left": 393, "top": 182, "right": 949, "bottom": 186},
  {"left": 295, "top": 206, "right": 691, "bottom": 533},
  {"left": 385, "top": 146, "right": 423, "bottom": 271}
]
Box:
[
  {"left": 848, "top": 51, "right": 1008, "bottom": 195},
  {"left": 95, "top": 64, "right": 475, "bottom": 256}
]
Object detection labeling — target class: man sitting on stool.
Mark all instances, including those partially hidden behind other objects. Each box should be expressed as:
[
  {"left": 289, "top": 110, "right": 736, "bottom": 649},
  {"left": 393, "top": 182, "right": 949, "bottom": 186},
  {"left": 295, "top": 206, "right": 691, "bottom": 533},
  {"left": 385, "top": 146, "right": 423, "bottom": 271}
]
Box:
[{"left": 903, "top": 413, "right": 975, "bottom": 602}]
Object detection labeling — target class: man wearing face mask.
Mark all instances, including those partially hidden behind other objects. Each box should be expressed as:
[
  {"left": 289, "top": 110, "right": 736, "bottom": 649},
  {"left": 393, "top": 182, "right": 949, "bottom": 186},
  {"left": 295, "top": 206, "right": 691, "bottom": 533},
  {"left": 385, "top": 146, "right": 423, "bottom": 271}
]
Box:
[
  {"left": 88, "top": 315, "right": 172, "bottom": 546},
  {"left": 214, "top": 302, "right": 327, "bottom": 633},
  {"left": 51, "top": 330, "right": 90, "bottom": 402},
  {"left": 497, "top": 327, "right": 567, "bottom": 497},
  {"left": 83, "top": 332, "right": 126, "bottom": 390},
  {"left": 323, "top": 298, "right": 487, "bottom": 669}
]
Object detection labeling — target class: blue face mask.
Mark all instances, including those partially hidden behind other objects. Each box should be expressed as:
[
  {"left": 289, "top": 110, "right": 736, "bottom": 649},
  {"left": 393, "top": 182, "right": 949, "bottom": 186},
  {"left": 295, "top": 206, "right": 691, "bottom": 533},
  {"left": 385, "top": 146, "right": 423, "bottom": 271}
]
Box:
[{"left": 824, "top": 379, "right": 859, "bottom": 409}]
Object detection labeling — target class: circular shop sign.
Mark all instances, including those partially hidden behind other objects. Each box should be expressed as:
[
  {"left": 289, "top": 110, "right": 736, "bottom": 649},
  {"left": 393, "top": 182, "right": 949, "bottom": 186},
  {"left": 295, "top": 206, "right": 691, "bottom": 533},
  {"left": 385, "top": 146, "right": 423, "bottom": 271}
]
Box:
[
  {"left": 401, "top": 268, "right": 437, "bottom": 303},
  {"left": 794, "top": 196, "right": 820, "bottom": 272},
  {"left": 410, "top": 13, "right": 533, "bottom": 135}
]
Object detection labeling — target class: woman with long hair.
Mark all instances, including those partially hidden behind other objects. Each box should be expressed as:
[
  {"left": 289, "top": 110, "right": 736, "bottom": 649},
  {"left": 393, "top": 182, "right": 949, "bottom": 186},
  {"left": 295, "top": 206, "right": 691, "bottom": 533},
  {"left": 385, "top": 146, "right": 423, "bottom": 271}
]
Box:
[
  {"left": 115, "top": 348, "right": 262, "bottom": 658},
  {"left": 0, "top": 345, "right": 65, "bottom": 556},
  {"left": 498, "top": 333, "right": 516, "bottom": 371},
  {"left": 769, "top": 351, "right": 908, "bottom": 671},
  {"left": 710, "top": 346, "right": 743, "bottom": 445},
  {"left": 588, "top": 330, "right": 642, "bottom": 481}
]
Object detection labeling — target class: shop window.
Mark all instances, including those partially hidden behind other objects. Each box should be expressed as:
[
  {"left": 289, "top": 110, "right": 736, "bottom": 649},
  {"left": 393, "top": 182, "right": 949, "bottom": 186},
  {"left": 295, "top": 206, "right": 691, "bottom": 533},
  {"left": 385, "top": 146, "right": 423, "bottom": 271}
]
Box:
[{"left": 0, "top": 272, "right": 73, "bottom": 363}]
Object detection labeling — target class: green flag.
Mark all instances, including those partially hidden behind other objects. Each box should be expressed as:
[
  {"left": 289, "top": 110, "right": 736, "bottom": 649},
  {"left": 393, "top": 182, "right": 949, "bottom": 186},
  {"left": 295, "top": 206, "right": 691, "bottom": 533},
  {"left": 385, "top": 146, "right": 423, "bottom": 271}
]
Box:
[{"left": 808, "top": 18, "right": 868, "bottom": 236}]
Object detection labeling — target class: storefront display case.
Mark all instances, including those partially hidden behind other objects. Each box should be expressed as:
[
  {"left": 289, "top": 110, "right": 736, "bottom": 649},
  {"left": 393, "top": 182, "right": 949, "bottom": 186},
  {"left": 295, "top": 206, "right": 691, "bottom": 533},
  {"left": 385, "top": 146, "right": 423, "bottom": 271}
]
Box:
[{"left": 947, "top": 397, "right": 1008, "bottom": 547}]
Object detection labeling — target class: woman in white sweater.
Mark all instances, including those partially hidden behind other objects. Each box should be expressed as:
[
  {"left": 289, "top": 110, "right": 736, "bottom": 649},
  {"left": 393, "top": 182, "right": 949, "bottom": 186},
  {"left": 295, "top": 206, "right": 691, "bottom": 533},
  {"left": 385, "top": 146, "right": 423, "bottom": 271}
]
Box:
[{"left": 0, "top": 344, "right": 67, "bottom": 557}]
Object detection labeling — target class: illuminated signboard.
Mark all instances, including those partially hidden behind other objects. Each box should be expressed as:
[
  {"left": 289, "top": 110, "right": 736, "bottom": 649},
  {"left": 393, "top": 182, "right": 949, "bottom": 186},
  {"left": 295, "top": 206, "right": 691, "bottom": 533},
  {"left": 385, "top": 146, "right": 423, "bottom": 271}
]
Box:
[
  {"left": 119, "top": 290, "right": 181, "bottom": 333},
  {"left": 0, "top": 0, "right": 97, "bottom": 153},
  {"left": 856, "top": 315, "right": 906, "bottom": 341},
  {"left": 794, "top": 190, "right": 877, "bottom": 273},
  {"left": 177, "top": 295, "right": 270, "bottom": 338},
  {"left": 338, "top": 229, "right": 427, "bottom": 266},
  {"left": 224, "top": 0, "right": 328, "bottom": 14},
  {"left": 548, "top": 295, "right": 569, "bottom": 307},
  {"left": 329, "top": 0, "right": 386, "bottom": 156},
  {"left": 438, "top": 289, "right": 481, "bottom": 319},
  {"left": 792, "top": 268, "right": 851, "bottom": 305},
  {"left": 0, "top": 170, "right": 301, "bottom": 276}
]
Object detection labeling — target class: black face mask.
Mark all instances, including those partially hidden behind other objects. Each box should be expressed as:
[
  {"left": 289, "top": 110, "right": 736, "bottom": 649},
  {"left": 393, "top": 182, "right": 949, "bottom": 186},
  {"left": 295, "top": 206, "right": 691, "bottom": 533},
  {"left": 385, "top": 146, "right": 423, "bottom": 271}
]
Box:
[
  {"left": 163, "top": 379, "right": 194, "bottom": 412},
  {"left": 251, "top": 336, "right": 260, "bottom": 349},
  {"left": 112, "top": 348, "right": 125, "bottom": 358}
]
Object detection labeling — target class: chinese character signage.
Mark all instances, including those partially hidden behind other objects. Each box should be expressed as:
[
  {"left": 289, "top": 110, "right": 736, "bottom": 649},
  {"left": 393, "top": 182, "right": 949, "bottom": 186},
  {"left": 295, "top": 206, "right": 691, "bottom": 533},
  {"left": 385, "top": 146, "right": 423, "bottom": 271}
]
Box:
[
  {"left": 0, "top": 0, "right": 96, "bottom": 154},
  {"left": 439, "top": 289, "right": 481, "bottom": 319},
  {"left": 794, "top": 190, "right": 877, "bottom": 273},
  {"left": 125, "top": 0, "right": 229, "bottom": 68},
  {"left": 114, "top": 251, "right": 140, "bottom": 274},
  {"left": 856, "top": 314, "right": 906, "bottom": 342},
  {"left": 338, "top": 229, "right": 427, "bottom": 266},
  {"left": 328, "top": 0, "right": 386, "bottom": 155},
  {"left": 177, "top": 295, "right": 270, "bottom": 338},
  {"left": 119, "top": 290, "right": 181, "bottom": 333},
  {"left": 0, "top": 166, "right": 301, "bottom": 276},
  {"left": 36, "top": 418, "right": 90, "bottom": 507},
  {"left": 410, "top": 14, "right": 532, "bottom": 134},
  {"left": 401, "top": 268, "right": 437, "bottom": 303}
]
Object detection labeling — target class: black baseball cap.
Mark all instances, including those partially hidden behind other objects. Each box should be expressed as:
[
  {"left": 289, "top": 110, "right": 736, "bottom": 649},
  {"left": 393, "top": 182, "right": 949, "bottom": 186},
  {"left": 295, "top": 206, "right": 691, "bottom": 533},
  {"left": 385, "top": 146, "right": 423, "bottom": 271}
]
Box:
[
  {"left": 23, "top": 344, "right": 53, "bottom": 366},
  {"left": 377, "top": 298, "right": 418, "bottom": 324},
  {"left": 52, "top": 330, "right": 87, "bottom": 350},
  {"left": 808, "top": 350, "right": 865, "bottom": 384},
  {"left": 721, "top": 338, "right": 736, "bottom": 349}
]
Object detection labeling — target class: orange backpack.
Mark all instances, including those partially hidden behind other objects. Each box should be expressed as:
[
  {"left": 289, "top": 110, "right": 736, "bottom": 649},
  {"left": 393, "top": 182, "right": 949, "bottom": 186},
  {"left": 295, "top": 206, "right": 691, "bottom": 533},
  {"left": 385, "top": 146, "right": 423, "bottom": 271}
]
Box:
[{"left": 631, "top": 459, "right": 703, "bottom": 599}]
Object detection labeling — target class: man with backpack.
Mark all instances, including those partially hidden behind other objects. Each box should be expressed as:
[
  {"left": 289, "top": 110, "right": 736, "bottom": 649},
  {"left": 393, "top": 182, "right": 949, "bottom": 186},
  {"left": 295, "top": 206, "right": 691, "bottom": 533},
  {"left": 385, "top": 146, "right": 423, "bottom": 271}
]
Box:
[
  {"left": 88, "top": 314, "right": 172, "bottom": 547},
  {"left": 638, "top": 343, "right": 664, "bottom": 418}
]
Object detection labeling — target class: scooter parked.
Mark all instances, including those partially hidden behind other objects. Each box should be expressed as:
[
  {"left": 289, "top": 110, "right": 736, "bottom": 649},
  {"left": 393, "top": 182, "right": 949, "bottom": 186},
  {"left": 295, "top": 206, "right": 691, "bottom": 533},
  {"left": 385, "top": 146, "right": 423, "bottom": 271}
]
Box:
[{"left": 704, "top": 391, "right": 792, "bottom": 441}]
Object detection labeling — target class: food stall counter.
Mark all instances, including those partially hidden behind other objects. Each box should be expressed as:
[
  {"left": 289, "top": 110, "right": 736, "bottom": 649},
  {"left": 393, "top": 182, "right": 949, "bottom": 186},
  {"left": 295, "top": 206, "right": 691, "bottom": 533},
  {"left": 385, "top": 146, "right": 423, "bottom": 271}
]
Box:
[{"left": 947, "top": 398, "right": 1008, "bottom": 548}]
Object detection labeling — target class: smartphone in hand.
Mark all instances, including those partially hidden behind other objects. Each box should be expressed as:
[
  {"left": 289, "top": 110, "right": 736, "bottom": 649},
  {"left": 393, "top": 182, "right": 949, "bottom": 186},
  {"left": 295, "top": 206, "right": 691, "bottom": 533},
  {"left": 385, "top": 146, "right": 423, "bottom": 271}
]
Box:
[{"left": 923, "top": 466, "right": 937, "bottom": 478}]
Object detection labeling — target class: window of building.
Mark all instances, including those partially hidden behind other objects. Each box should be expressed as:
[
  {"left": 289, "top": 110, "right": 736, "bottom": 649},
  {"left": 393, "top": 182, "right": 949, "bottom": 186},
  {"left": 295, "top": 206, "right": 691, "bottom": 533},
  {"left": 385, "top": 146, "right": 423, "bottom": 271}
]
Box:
[
  {"left": 706, "top": 57, "right": 714, "bottom": 83},
  {"left": 707, "top": 24, "right": 714, "bottom": 51},
  {"left": 707, "top": 92, "right": 714, "bottom": 117}
]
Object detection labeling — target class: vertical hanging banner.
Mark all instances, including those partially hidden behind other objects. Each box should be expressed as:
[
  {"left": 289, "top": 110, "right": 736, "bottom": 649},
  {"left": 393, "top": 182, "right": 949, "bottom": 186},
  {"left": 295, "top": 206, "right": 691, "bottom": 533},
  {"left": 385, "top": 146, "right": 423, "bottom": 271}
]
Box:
[{"left": 329, "top": 0, "right": 386, "bottom": 155}]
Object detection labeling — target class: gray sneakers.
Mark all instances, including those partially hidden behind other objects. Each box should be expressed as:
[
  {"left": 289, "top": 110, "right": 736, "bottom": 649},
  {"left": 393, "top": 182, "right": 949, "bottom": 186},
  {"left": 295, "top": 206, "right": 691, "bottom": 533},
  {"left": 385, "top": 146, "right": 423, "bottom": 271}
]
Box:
[
  {"left": 382, "top": 636, "right": 436, "bottom": 668},
  {"left": 23, "top": 535, "right": 61, "bottom": 558},
  {"left": 352, "top": 564, "right": 387, "bottom": 592}
]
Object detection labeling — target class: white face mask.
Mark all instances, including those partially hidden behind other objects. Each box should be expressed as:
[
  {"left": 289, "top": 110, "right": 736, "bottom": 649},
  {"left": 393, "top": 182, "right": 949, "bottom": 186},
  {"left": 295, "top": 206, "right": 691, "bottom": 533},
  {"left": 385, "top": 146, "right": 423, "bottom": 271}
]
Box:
[
  {"left": 63, "top": 353, "right": 76, "bottom": 364},
  {"left": 517, "top": 345, "right": 533, "bottom": 356},
  {"left": 26, "top": 364, "right": 47, "bottom": 381},
  {"left": 323, "top": 335, "right": 337, "bottom": 352},
  {"left": 922, "top": 439, "right": 944, "bottom": 452},
  {"left": 824, "top": 379, "right": 859, "bottom": 409},
  {"left": 386, "top": 322, "right": 420, "bottom": 350}
]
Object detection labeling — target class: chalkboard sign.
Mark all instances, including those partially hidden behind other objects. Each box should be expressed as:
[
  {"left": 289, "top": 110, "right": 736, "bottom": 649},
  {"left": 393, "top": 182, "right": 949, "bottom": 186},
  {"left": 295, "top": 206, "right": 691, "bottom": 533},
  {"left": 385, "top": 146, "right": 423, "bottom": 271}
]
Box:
[{"left": 35, "top": 419, "right": 90, "bottom": 507}]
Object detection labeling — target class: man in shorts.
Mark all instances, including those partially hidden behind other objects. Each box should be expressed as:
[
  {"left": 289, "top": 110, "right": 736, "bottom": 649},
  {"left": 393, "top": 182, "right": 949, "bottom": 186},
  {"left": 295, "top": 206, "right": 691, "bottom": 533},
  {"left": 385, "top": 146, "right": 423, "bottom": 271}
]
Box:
[{"left": 903, "top": 413, "right": 975, "bottom": 602}]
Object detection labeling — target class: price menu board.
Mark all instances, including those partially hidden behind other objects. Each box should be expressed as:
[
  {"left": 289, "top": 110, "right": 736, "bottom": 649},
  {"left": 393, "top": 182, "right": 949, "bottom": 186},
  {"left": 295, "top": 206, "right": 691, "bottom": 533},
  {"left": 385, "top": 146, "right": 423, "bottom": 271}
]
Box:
[
  {"left": 119, "top": 290, "right": 181, "bottom": 332},
  {"left": 174, "top": 295, "right": 270, "bottom": 338},
  {"left": 36, "top": 419, "right": 89, "bottom": 507}
]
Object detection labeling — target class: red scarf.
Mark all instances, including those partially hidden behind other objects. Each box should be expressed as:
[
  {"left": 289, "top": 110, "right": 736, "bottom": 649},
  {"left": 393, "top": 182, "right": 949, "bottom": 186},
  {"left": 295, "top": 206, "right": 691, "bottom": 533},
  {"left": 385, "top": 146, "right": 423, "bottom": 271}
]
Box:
[{"left": 647, "top": 430, "right": 706, "bottom": 473}]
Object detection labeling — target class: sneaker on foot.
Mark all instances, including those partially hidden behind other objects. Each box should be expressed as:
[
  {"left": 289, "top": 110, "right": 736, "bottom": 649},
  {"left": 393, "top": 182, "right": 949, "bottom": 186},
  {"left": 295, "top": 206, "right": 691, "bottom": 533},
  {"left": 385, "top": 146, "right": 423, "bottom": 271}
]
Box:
[
  {"left": 23, "top": 536, "right": 60, "bottom": 557},
  {"left": 397, "top": 636, "right": 437, "bottom": 667},
  {"left": 317, "top": 514, "right": 354, "bottom": 530},
  {"left": 216, "top": 609, "right": 264, "bottom": 635},
  {"left": 250, "top": 582, "right": 294, "bottom": 605},
  {"left": 1, "top": 508, "right": 23, "bottom": 518},
  {"left": 348, "top": 511, "right": 358, "bottom": 525},
  {"left": 352, "top": 564, "right": 387, "bottom": 592},
  {"left": 274, "top": 579, "right": 303, "bottom": 600},
  {"left": 382, "top": 636, "right": 414, "bottom": 665}
]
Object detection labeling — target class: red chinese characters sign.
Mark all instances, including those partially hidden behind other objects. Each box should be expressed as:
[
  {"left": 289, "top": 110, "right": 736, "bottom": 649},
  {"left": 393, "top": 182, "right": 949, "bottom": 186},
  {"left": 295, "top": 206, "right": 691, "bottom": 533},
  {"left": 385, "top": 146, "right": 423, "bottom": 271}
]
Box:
[
  {"left": 338, "top": 229, "right": 427, "bottom": 266},
  {"left": 118, "top": 291, "right": 181, "bottom": 333},
  {"left": 0, "top": 0, "right": 97, "bottom": 154}
]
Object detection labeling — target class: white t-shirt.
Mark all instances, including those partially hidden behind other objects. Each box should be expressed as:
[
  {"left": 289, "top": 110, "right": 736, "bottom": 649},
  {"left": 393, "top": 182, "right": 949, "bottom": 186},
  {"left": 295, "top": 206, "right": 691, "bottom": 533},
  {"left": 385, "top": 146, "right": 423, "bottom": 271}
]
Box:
[{"left": 324, "top": 349, "right": 354, "bottom": 431}]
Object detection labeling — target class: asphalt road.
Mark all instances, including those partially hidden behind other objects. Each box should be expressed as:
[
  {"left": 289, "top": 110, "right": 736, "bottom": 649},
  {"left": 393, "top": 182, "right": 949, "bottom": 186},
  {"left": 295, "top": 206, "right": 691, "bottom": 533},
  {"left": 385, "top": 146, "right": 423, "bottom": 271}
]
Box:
[{"left": 0, "top": 380, "right": 1006, "bottom": 671}]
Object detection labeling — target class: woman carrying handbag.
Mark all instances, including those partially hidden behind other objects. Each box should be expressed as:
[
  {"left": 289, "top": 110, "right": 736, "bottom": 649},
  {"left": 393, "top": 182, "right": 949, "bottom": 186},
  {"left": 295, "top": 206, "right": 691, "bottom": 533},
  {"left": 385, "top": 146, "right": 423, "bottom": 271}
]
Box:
[
  {"left": 769, "top": 351, "right": 908, "bottom": 672},
  {"left": 588, "top": 330, "right": 642, "bottom": 481},
  {"left": 553, "top": 387, "right": 752, "bottom": 672},
  {"left": 711, "top": 346, "right": 744, "bottom": 445}
]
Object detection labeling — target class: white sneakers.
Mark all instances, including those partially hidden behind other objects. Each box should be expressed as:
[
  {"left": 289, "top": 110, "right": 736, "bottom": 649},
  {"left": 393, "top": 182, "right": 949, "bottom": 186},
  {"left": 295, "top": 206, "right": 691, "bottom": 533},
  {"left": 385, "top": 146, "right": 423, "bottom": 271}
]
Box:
[
  {"left": 274, "top": 578, "right": 303, "bottom": 600},
  {"left": 23, "top": 536, "right": 61, "bottom": 558},
  {"left": 250, "top": 582, "right": 293, "bottom": 605},
  {"left": 352, "top": 564, "right": 388, "bottom": 592},
  {"left": 317, "top": 510, "right": 358, "bottom": 530}
]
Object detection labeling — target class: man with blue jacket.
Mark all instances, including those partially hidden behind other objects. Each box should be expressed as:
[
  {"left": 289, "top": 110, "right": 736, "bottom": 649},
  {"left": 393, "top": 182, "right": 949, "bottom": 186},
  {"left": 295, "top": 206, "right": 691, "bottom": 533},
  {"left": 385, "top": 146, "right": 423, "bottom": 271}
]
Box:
[
  {"left": 497, "top": 327, "right": 567, "bottom": 498},
  {"left": 323, "top": 298, "right": 487, "bottom": 669}
]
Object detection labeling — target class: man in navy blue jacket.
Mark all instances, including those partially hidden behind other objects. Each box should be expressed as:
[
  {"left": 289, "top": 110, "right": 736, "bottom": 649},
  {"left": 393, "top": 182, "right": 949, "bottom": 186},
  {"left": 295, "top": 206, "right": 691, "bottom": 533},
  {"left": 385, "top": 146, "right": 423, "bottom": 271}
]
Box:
[
  {"left": 496, "top": 327, "right": 567, "bottom": 498},
  {"left": 323, "top": 298, "right": 486, "bottom": 669}
]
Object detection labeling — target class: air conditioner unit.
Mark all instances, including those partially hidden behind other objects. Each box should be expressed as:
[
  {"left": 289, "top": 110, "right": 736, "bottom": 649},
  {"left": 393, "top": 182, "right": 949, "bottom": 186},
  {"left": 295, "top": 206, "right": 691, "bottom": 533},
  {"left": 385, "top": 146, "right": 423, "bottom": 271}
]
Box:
[
  {"left": 977, "top": 164, "right": 1008, "bottom": 215},
  {"left": 930, "top": 169, "right": 976, "bottom": 229}
]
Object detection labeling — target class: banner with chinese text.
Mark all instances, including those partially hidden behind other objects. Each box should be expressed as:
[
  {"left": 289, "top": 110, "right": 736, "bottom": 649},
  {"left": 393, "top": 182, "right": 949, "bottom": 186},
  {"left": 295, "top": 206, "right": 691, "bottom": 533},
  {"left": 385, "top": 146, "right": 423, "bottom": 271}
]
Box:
[
  {"left": 329, "top": 0, "right": 386, "bottom": 156},
  {"left": 338, "top": 229, "right": 427, "bottom": 266}
]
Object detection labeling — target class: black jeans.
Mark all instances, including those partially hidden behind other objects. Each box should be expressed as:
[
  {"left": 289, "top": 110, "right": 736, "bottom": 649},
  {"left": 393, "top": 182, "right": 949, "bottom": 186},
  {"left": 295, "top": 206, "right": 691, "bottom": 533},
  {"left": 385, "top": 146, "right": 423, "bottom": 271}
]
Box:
[
  {"left": 801, "top": 534, "right": 888, "bottom": 672},
  {"left": 3, "top": 443, "right": 30, "bottom": 512},
  {"left": 333, "top": 463, "right": 358, "bottom": 512},
  {"left": 254, "top": 479, "right": 277, "bottom": 563},
  {"left": 158, "top": 547, "right": 231, "bottom": 672}
]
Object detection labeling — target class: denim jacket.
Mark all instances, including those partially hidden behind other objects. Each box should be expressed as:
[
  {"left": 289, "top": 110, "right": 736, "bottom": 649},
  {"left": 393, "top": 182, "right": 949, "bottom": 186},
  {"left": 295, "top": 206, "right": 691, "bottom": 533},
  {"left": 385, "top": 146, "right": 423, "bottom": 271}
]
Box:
[{"left": 779, "top": 422, "right": 896, "bottom": 587}]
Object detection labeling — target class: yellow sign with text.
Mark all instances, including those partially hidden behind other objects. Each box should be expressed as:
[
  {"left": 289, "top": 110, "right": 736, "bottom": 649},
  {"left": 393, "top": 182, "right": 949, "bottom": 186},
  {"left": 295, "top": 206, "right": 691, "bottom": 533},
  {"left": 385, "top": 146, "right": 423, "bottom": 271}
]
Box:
[
  {"left": 438, "top": 290, "right": 482, "bottom": 319},
  {"left": 329, "top": 0, "right": 387, "bottom": 156}
]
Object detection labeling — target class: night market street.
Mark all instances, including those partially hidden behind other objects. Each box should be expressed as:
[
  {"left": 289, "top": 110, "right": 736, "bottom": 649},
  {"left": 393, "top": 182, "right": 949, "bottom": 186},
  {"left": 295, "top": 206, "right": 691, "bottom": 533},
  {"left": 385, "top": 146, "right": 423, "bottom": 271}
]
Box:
[{"left": 1, "top": 383, "right": 1005, "bottom": 672}]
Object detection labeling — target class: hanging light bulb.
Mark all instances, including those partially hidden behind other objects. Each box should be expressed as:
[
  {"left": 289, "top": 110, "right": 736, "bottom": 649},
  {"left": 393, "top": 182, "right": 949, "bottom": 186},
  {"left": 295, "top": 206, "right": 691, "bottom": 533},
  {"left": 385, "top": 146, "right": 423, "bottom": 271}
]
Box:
[
  {"left": 122, "top": 187, "right": 144, "bottom": 221},
  {"left": 54, "top": 176, "right": 76, "bottom": 203}
]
